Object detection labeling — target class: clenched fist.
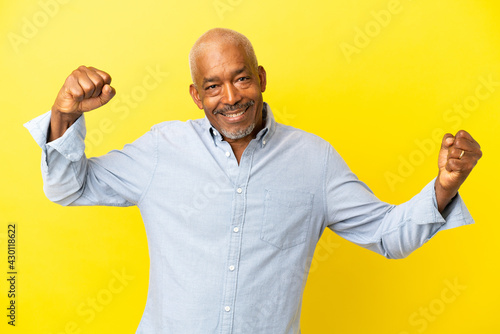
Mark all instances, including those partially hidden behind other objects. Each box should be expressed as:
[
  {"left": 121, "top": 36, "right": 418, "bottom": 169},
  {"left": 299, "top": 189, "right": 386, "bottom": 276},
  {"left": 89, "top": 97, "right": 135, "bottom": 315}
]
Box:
[
  {"left": 49, "top": 66, "right": 115, "bottom": 142},
  {"left": 435, "top": 130, "right": 482, "bottom": 212}
]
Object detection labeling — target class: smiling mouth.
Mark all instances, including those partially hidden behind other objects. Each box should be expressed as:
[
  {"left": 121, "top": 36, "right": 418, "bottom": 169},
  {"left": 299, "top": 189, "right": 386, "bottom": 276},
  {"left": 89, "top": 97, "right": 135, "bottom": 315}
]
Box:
[
  {"left": 220, "top": 108, "right": 247, "bottom": 118},
  {"left": 213, "top": 100, "right": 255, "bottom": 117}
]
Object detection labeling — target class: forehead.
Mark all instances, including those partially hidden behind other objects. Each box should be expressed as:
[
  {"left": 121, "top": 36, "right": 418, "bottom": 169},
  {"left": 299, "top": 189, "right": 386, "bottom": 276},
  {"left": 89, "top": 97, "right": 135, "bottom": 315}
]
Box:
[{"left": 194, "top": 42, "right": 251, "bottom": 79}]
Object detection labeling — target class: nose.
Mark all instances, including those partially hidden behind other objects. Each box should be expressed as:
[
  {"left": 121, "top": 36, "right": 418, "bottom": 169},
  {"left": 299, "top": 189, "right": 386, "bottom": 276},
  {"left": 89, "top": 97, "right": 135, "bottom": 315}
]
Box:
[{"left": 221, "top": 82, "right": 241, "bottom": 105}]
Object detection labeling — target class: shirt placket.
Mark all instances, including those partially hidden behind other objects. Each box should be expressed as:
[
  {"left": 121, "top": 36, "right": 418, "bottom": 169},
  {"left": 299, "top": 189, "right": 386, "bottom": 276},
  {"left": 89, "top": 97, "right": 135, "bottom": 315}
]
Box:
[{"left": 218, "top": 141, "right": 256, "bottom": 334}]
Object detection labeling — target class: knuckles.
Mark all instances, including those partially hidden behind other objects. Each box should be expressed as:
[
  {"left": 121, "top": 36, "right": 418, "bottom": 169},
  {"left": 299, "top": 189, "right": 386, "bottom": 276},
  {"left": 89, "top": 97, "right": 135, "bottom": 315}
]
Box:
[
  {"left": 447, "top": 159, "right": 469, "bottom": 173},
  {"left": 80, "top": 81, "right": 95, "bottom": 92},
  {"left": 447, "top": 146, "right": 459, "bottom": 158},
  {"left": 73, "top": 91, "right": 84, "bottom": 100},
  {"left": 101, "top": 73, "right": 111, "bottom": 83},
  {"left": 454, "top": 138, "right": 464, "bottom": 148},
  {"left": 441, "top": 130, "right": 481, "bottom": 179},
  {"left": 55, "top": 65, "right": 112, "bottom": 113},
  {"left": 71, "top": 66, "right": 87, "bottom": 77},
  {"left": 455, "top": 129, "right": 468, "bottom": 137}
]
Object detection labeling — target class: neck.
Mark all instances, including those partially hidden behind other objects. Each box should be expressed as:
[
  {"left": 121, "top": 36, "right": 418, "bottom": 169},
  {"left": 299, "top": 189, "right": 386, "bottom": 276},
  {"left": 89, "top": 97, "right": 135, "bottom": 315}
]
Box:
[
  {"left": 224, "top": 119, "right": 264, "bottom": 164},
  {"left": 227, "top": 139, "right": 251, "bottom": 164}
]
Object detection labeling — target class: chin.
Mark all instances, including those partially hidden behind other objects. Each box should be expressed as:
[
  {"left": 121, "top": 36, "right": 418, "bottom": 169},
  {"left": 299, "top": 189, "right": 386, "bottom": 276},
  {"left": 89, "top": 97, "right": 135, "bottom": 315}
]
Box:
[{"left": 221, "top": 122, "right": 256, "bottom": 140}]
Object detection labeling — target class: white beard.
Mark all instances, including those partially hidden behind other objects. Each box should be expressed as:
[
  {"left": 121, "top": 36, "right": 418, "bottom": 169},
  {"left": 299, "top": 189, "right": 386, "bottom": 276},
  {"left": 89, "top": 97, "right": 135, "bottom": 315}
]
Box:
[{"left": 220, "top": 122, "right": 256, "bottom": 140}]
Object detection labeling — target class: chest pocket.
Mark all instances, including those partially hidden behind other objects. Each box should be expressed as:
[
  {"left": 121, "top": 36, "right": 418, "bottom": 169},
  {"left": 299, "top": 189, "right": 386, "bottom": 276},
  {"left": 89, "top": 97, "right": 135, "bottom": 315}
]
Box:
[{"left": 260, "top": 189, "right": 314, "bottom": 249}]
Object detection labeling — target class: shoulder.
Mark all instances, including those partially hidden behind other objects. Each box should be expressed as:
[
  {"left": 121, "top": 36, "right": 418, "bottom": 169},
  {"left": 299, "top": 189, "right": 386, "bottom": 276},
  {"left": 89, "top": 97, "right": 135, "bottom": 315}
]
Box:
[
  {"left": 147, "top": 118, "right": 211, "bottom": 148},
  {"left": 274, "top": 122, "right": 332, "bottom": 151},
  {"left": 150, "top": 118, "right": 206, "bottom": 135},
  {"left": 151, "top": 119, "right": 192, "bottom": 132}
]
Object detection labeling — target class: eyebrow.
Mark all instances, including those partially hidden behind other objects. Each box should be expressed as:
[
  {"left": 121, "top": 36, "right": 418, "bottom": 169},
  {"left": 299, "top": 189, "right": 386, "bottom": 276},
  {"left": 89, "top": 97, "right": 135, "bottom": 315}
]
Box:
[{"left": 202, "top": 67, "right": 247, "bottom": 85}]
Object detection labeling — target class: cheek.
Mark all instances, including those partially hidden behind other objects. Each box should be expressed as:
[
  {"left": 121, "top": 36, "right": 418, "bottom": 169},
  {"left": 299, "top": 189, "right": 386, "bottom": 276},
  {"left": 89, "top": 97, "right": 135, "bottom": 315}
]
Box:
[
  {"left": 247, "top": 86, "right": 263, "bottom": 100},
  {"left": 201, "top": 97, "right": 219, "bottom": 111},
  {"left": 208, "top": 95, "right": 221, "bottom": 103}
]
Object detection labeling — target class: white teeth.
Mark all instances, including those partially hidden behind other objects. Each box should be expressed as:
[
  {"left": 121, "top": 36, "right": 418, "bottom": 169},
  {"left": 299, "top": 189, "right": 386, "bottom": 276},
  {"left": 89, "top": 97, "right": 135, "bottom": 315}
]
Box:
[{"left": 222, "top": 110, "right": 245, "bottom": 118}]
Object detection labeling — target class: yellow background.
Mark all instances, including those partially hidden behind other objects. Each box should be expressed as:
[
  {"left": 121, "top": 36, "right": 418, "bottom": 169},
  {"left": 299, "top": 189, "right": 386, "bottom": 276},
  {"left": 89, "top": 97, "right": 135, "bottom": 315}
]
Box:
[{"left": 1, "top": 0, "right": 499, "bottom": 333}]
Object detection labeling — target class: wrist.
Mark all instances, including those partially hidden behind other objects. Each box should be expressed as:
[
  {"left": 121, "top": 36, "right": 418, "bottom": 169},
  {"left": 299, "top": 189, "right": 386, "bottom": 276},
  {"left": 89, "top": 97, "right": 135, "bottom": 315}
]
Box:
[
  {"left": 50, "top": 106, "right": 81, "bottom": 123},
  {"left": 434, "top": 177, "right": 458, "bottom": 213},
  {"left": 48, "top": 108, "right": 82, "bottom": 142}
]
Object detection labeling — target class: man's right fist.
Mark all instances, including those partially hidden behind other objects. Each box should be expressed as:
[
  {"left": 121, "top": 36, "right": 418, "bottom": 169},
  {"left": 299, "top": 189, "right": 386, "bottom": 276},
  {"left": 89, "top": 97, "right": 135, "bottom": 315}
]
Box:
[
  {"left": 48, "top": 66, "right": 116, "bottom": 142},
  {"left": 52, "top": 66, "right": 116, "bottom": 116}
]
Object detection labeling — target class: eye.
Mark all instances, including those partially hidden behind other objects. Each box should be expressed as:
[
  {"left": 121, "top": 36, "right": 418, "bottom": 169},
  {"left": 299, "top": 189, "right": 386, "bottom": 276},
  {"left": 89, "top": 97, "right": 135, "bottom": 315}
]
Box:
[
  {"left": 205, "top": 84, "right": 217, "bottom": 90},
  {"left": 237, "top": 77, "right": 250, "bottom": 82}
]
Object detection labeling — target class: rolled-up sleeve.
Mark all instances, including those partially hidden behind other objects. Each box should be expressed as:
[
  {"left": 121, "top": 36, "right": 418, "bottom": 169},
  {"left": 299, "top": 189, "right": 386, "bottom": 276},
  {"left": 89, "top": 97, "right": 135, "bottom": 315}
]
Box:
[
  {"left": 324, "top": 145, "right": 474, "bottom": 259},
  {"left": 24, "top": 111, "right": 157, "bottom": 207}
]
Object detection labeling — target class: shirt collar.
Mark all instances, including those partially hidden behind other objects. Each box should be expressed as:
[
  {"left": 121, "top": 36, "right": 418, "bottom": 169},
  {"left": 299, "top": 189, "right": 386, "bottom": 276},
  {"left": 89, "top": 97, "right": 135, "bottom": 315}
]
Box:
[{"left": 205, "top": 102, "right": 276, "bottom": 148}]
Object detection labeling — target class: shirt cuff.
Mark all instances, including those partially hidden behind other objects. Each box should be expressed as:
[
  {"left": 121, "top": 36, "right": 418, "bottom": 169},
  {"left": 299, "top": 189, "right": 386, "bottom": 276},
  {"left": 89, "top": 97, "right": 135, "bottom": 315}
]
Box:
[
  {"left": 23, "top": 110, "right": 86, "bottom": 162},
  {"left": 409, "top": 177, "right": 474, "bottom": 230}
]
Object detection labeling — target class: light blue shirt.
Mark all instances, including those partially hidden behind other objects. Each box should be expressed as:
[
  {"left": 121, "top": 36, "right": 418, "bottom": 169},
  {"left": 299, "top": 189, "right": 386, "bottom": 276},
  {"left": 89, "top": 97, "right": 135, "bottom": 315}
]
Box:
[{"left": 24, "top": 103, "right": 473, "bottom": 334}]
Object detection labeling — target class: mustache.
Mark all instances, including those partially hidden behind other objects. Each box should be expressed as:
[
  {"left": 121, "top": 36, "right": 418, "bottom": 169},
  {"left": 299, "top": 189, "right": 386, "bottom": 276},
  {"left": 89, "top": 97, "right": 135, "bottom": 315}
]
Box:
[{"left": 213, "top": 100, "right": 255, "bottom": 115}]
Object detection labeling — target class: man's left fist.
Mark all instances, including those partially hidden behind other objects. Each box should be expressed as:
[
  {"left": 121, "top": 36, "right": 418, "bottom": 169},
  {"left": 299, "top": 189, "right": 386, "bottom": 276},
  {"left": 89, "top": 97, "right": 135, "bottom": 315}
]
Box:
[{"left": 436, "top": 130, "right": 482, "bottom": 203}]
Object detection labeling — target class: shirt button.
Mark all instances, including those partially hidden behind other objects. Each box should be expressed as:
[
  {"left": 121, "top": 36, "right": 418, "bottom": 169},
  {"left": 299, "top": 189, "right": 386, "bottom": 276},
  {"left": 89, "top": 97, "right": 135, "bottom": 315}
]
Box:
[
  {"left": 229, "top": 265, "right": 235, "bottom": 271},
  {"left": 237, "top": 188, "right": 242, "bottom": 194},
  {"left": 225, "top": 151, "right": 230, "bottom": 157},
  {"left": 224, "top": 306, "right": 231, "bottom": 312},
  {"left": 233, "top": 227, "right": 239, "bottom": 233},
  {"left": 263, "top": 140, "right": 266, "bottom": 145}
]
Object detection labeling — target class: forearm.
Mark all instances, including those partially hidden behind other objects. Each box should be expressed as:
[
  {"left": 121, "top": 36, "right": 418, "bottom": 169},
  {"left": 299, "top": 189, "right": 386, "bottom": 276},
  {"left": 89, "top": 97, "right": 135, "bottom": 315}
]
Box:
[
  {"left": 328, "top": 177, "right": 473, "bottom": 259},
  {"left": 42, "top": 150, "right": 133, "bottom": 207},
  {"left": 25, "top": 111, "right": 136, "bottom": 207},
  {"left": 369, "top": 179, "right": 472, "bottom": 259},
  {"left": 434, "top": 178, "right": 458, "bottom": 213},
  {"left": 371, "top": 196, "right": 447, "bottom": 259},
  {"left": 42, "top": 112, "right": 91, "bottom": 205},
  {"left": 48, "top": 109, "right": 81, "bottom": 142},
  {"left": 42, "top": 147, "right": 88, "bottom": 205}
]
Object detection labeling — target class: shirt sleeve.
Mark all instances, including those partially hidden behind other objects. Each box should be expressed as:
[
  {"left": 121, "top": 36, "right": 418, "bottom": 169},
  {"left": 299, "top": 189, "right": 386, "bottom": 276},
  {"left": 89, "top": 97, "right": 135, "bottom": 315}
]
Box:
[
  {"left": 324, "top": 144, "right": 474, "bottom": 259},
  {"left": 23, "top": 111, "right": 157, "bottom": 207}
]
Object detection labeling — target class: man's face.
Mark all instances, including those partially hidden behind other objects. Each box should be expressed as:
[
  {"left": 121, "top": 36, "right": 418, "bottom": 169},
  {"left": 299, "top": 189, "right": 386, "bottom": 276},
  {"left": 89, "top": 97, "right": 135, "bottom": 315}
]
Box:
[{"left": 190, "top": 42, "right": 267, "bottom": 141}]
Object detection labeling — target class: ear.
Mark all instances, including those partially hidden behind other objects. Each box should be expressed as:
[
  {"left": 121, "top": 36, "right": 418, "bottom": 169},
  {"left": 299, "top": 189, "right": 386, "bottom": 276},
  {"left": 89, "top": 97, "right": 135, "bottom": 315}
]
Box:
[
  {"left": 189, "top": 84, "right": 204, "bottom": 109},
  {"left": 258, "top": 66, "right": 267, "bottom": 93}
]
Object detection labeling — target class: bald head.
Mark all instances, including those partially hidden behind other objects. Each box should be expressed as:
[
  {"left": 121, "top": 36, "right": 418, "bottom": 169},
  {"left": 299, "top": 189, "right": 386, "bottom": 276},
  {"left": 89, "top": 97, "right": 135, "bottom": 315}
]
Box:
[{"left": 189, "top": 28, "right": 258, "bottom": 86}]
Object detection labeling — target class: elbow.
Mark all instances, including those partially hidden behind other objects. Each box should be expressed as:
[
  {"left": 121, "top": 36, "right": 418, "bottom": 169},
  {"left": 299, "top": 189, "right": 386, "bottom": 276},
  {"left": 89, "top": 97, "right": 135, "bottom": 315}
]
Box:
[
  {"left": 43, "top": 184, "right": 82, "bottom": 206},
  {"left": 42, "top": 166, "right": 87, "bottom": 206},
  {"left": 383, "top": 250, "right": 412, "bottom": 260},
  {"left": 377, "top": 239, "right": 418, "bottom": 260}
]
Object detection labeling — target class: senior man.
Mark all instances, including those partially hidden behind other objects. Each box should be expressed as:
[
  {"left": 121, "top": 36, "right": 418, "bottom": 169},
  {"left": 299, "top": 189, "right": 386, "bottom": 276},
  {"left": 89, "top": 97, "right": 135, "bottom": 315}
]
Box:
[{"left": 25, "top": 28, "right": 481, "bottom": 333}]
